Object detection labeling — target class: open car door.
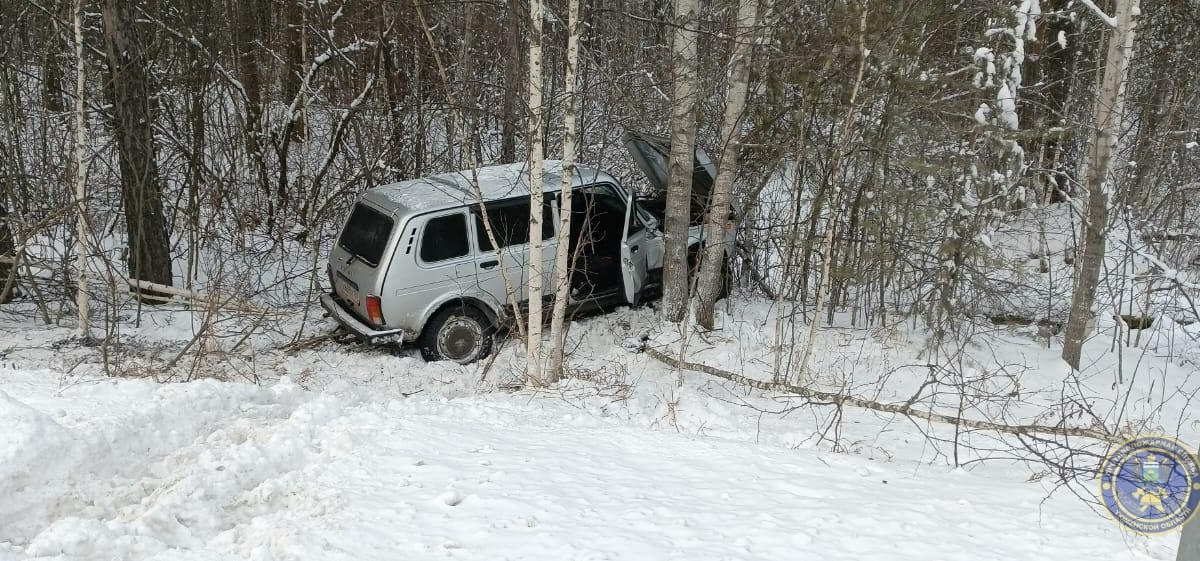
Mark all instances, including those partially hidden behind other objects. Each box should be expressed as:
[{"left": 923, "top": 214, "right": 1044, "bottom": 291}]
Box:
[
  {"left": 620, "top": 130, "right": 717, "bottom": 225},
  {"left": 620, "top": 191, "right": 650, "bottom": 304}
]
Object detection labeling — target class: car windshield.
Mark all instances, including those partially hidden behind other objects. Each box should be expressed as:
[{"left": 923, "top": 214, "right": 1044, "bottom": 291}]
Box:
[{"left": 338, "top": 203, "right": 394, "bottom": 267}]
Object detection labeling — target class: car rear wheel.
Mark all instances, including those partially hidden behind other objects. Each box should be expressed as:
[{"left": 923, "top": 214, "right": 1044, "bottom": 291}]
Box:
[{"left": 419, "top": 305, "right": 494, "bottom": 364}]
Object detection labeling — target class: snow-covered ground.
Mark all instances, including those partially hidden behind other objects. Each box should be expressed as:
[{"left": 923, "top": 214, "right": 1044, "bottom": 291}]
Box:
[
  {"left": 0, "top": 365, "right": 1179, "bottom": 561},
  {"left": 1, "top": 296, "right": 1195, "bottom": 560}
]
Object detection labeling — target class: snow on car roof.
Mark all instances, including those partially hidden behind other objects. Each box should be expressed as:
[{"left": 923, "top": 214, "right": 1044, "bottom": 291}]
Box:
[{"left": 363, "top": 161, "right": 616, "bottom": 216}]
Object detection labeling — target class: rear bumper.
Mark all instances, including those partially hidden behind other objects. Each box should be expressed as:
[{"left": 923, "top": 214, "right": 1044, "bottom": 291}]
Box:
[{"left": 320, "top": 293, "right": 408, "bottom": 344}]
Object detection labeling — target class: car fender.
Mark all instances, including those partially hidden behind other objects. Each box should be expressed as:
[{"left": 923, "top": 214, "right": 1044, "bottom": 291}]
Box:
[{"left": 416, "top": 289, "right": 504, "bottom": 335}]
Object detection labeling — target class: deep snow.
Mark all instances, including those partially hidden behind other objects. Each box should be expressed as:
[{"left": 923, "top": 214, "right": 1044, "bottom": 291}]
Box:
[{"left": 0, "top": 367, "right": 1180, "bottom": 560}]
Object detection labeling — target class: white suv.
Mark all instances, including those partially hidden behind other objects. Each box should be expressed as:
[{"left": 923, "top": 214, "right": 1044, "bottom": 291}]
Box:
[{"left": 321, "top": 132, "right": 728, "bottom": 363}]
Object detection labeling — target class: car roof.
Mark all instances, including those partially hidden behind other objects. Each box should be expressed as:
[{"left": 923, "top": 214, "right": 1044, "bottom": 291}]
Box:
[{"left": 361, "top": 161, "right": 618, "bottom": 219}]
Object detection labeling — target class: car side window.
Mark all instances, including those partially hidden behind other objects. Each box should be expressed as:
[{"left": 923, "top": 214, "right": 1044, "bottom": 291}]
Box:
[
  {"left": 475, "top": 199, "right": 555, "bottom": 252},
  {"left": 420, "top": 213, "right": 470, "bottom": 263}
]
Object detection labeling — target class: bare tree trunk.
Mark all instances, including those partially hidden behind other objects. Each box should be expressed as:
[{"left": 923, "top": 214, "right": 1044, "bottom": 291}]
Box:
[
  {"left": 0, "top": 204, "right": 13, "bottom": 304},
  {"left": 234, "top": 0, "right": 270, "bottom": 226},
  {"left": 525, "top": 0, "right": 546, "bottom": 386},
  {"left": 1062, "top": 0, "right": 1140, "bottom": 370},
  {"left": 42, "top": 11, "right": 65, "bottom": 115},
  {"left": 548, "top": 0, "right": 583, "bottom": 383},
  {"left": 379, "top": 5, "right": 411, "bottom": 181},
  {"left": 233, "top": 0, "right": 263, "bottom": 142},
  {"left": 71, "top": 0, "right": 90, "bottom": 336},
  {"left": 772, "top": 102, "right": 810, "bottom": 381},
  {"left": 281, "top": 0, "right": 307, "bottom": 141},
  {"left": 662, "top": 0, "right": 700, "bottom": 323},
  {"left": 101, "top": 0, "right": 174, "bottom": 295},
  {"left": 183, "top": 0, "right": 210, "bottom": 289},
  {"left": 696, "top": 0, "right": 758, "bottom": 329},
  {"left": 500, "top": 0, "right": 523, "bottom": 164}
]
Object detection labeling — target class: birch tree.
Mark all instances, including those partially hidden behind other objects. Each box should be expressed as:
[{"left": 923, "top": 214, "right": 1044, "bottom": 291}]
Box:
[
  {"left": 71, "top": 0, "right": 89, "bottom": 336},
  {"left": 1062, "top": 0, "right": 1141, "bottom": 370},
  {"left": 696, "top": 0, "right": 760, "bottom": 330},
  {"left": 662, "top": 0, "right": 701, "bottom": 323},
  {"left": 548, "top": 0, "right": 583, "bottom": 383},
  {"left": 526, "top": 0, "right": 547, "bottom": 385}
]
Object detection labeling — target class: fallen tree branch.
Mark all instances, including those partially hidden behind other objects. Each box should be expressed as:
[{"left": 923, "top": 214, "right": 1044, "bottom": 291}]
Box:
[
  {"left": 1142, "top": 230, "right": 1200, "bottom": 243},
  {"left": 644, "top": 347, "right": 1124, "bottom": 444},
  {"left": 124, "top": 278, "right": 281, "bottom": 316}
]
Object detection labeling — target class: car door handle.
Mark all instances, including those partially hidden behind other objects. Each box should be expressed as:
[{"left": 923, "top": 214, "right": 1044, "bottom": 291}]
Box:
[{"left": 480, "top": 260, "right": 500, "bottom": 270}]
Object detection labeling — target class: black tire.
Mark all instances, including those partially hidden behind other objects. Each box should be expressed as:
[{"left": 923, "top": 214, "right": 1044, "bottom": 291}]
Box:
[{"left": 419, "top": 304, "right": 495, "bottom": 364}]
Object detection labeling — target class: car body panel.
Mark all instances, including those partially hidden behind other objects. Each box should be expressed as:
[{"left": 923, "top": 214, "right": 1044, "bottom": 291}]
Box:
[
  {"left": 386, "top": 207, "right": 479, "bottom": 335},
  {"left": 468, "top": 196, "right": 559, "bottom": 316},
  {"left": 620, "top": 190, "right": 650, "bottom": 303}
]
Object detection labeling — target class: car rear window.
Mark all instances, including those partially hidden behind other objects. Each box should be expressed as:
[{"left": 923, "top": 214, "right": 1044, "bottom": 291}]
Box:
[{"left": 338, "top": 203, "right": 394, "bottom": 267}]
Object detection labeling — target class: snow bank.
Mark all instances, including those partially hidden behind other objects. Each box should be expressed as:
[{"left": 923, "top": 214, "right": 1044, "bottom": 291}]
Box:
[
  {"left": 0, "top": 377, "right": 320, "bottom": 553},
  {"left": 0, "top": 388, "right": 81, "bottom": 543}
]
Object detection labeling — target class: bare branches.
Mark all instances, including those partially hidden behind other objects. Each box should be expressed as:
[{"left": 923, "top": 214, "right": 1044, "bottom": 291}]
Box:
[{"left": 645, "top": 347, "right": 1123, "bottom": 444}]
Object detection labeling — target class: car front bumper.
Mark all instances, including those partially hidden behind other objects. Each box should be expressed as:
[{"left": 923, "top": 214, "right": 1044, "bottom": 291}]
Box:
[{"left": 319, "top": 293, "right": 408, "bottom": 344}]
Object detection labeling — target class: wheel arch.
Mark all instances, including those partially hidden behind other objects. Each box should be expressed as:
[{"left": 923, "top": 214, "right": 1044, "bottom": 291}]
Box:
[{"left": 418, "top": 295, "right": 501, "bottom": 337}]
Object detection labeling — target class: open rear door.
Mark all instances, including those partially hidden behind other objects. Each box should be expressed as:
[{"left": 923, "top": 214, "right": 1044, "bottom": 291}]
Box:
[{"left": 620, "top": 191, "right": 649, "bottom": 304}]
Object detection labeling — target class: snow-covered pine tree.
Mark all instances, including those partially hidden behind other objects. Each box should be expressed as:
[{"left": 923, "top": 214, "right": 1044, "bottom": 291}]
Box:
[{"left": 922, "top": 0, "right": 1040, "bottom": 354}]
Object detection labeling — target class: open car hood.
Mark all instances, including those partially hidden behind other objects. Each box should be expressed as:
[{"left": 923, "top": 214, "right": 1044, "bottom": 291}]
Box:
[{"left": 620, "top": 130, "right": 716, "bottom": 225}]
